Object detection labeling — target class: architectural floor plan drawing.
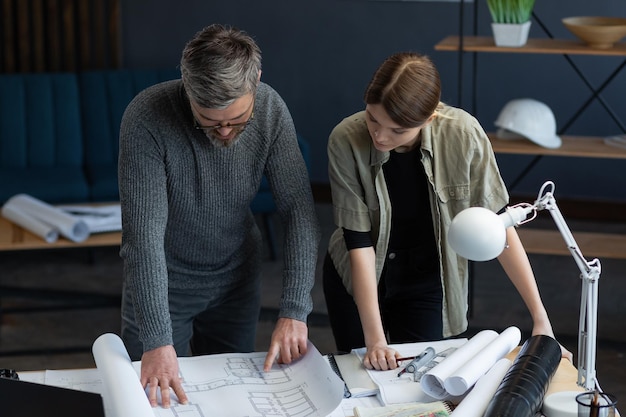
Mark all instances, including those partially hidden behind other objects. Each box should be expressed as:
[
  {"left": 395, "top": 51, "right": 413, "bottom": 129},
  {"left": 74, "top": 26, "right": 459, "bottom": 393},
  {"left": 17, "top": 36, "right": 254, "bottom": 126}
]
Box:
[
  {"left": 45, "top": 368, "right": 102, "bottom": 394},
  {"left": 152, "top": 351, "right": 342, "bottom": 417},
  {"left": 38, "top": 334, "right": 344, "bottom": 417}
]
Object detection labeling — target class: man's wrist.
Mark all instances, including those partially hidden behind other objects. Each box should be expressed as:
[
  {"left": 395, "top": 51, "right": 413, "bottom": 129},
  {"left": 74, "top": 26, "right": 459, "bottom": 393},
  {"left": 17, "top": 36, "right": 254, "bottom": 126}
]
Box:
[{"left": 142, "top": 335, "right": 174, "bottom": 353}]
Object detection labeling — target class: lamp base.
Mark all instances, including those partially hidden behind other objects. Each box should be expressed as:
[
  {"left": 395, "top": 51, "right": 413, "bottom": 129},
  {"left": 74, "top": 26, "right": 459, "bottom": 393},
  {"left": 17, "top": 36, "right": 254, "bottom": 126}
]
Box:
[{"left": 542, "top": 391, "right": 583, "bottom": 417}]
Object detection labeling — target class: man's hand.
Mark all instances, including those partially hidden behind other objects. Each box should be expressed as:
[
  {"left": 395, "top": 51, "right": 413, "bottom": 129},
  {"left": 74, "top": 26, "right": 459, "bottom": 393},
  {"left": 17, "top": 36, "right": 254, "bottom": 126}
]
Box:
[
  {"left": 140, "top": 345, "right": 188, "bottom": 408},
  {"left": 263, "top": 318, "right": 308, "bottom": 372}
]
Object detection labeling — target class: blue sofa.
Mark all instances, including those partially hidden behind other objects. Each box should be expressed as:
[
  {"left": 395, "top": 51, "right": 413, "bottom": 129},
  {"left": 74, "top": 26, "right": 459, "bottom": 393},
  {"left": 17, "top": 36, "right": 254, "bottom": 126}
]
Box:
[
  {"left": 0, "top": 73, "right": 90, "bottom": 204},
  {"left": 0, "top": 70, "right": 310, "bottom": 256},
  {"left": 0, "top": 69, "right": 180, "bottom": 204}
]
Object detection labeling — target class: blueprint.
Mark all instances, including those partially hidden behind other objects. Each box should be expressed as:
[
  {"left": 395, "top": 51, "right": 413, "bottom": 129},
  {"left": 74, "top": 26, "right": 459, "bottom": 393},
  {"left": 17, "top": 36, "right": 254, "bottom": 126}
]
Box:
[
  {"left": 40, "top": 333, "right": 345, "bottom": 417},
  {"left": 150, "top": 346, "right": 345, "bottom": 417}
]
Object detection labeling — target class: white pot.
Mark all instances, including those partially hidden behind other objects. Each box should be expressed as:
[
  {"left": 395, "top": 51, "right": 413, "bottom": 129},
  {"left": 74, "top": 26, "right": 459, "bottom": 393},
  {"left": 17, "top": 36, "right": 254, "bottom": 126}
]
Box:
[{"left": 491, "top": 21, "right": 531, "bottom": 47}]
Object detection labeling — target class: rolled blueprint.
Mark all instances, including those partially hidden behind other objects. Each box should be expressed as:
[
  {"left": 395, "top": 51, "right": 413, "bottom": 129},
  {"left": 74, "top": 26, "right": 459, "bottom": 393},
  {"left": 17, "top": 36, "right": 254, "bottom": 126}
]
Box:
[
  {"left": 421, "top": 329, "right": 498, "bottom": 399},
  {"left": 483, "top": 335, "right": 562, "bottom": 417},
  {"left": 92, "top": 333, "right": 153, "bottom": 417},
  {"left": 1, "top": 194, "right": 89, "bottom": 242},
  {"left": 444, "top": 326, "right": 521, "bottom": 396},
  {"left": 1, "top": 203, "right": 58, "bottom": 242},
  {"left": 449, "top": 358, "right": 512, "bottom": 416}
]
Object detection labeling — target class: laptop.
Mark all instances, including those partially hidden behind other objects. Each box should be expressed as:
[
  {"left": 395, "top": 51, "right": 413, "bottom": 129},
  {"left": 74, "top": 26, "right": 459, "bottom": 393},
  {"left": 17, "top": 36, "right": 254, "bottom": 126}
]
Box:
[{"left": 0, "top": 377, "right": 105, "bottom": 417}]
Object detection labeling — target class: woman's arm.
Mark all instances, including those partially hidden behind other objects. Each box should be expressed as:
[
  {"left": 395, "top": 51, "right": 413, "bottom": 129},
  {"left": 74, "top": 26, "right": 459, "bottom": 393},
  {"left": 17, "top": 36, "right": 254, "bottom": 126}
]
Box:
[
  {"left": 350, "top": 247, "right": 403, "bottom": 370},
  {"left": 497, "top": 227, "right": 573, "bottom": 361}
]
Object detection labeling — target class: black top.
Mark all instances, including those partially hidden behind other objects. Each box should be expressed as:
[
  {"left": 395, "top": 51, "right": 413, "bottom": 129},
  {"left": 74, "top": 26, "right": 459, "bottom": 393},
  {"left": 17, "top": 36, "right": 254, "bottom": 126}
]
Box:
[{"left": 343, "top": 146, "right": 436, "bottom": 252}]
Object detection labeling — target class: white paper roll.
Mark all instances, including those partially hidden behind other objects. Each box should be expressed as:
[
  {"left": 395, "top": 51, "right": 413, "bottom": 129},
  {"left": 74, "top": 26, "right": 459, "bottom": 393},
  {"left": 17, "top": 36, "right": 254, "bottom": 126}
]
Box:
[
  {"left": 1, "top": 194, "right": 89, "bottom": 242},
  {"left": 92, "top": 333, "right": 154, "bottom": 417},
  {"left": 449, "top": 358, "right": 512, "bottom": 417},
  {"left": 444, "top": 326, "right": 521, "bottom": 396},
  {"left": 1, "top": 203, "right": 58, "bottom": 242},
  {"left": 421, "top": 330, "right": 498, "bottom": 399}
]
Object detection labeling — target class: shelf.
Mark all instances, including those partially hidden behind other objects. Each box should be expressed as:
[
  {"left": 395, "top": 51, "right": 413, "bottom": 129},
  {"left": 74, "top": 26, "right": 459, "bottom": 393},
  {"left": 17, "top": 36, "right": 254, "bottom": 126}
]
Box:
[
  {"left": 489, "top": 134, "right": 626, "bottom": 259},
  {"left": 435, "top": 36, "right": 626, "bottom": 56},
  {"left": 436, "top": 27, "right": 626, "bottom": 260},
  {"left": 488, "top": 134, "right": 626, "bottom": 159},
  {"left": 517, "top": 228, "right": 626, "bottom": 260}
]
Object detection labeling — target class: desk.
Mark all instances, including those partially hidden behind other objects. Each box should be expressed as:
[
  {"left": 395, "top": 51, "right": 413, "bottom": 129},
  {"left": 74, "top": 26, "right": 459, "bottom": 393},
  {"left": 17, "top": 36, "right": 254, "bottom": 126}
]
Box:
[
  {"left": 505, "top": 347, "right": 583, "bottom": 397},
  {"left": 0, "top": 216, "right": 121, "bottom": 251},
  {"left": 16, "top": 350, "right": 599, "bottom": 417},
  {"left": 0, "top": 215, "right": 122, "bottom": 356}
]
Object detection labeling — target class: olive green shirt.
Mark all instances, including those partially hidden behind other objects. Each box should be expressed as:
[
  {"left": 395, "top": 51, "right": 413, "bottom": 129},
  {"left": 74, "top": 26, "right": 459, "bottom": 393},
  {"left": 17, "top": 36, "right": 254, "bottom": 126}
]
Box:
[{"left": 327, "top": 105, "right": 508, "bottom": 337}]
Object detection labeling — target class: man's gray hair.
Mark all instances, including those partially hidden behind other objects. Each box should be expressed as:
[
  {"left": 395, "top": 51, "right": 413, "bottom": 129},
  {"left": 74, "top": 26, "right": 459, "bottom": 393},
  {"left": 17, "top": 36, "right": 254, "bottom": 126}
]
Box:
[{"left": 181, "top": 24, "right": 261, "bottom": 109}]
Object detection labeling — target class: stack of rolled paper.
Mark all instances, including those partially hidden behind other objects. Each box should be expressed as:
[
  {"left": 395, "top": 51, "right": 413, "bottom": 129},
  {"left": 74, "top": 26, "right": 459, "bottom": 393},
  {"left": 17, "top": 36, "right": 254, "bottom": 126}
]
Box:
[{"left": 1, "top": 194, "right": 90, "bottom": 243}]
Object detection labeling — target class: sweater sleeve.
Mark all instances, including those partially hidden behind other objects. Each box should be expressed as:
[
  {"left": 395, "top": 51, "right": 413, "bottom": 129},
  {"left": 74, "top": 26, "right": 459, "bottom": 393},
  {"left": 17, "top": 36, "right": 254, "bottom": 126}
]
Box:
[
  {"left": 261, "top": 88, "right": 320, "bottom": 323},
  {"left": 118, "top": 88, "right": 173, "bottom": 352}
]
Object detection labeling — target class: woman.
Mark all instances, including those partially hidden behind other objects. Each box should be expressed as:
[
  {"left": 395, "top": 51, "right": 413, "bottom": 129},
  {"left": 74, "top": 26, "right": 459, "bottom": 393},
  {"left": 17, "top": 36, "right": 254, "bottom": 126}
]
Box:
[{"left": 323, "top": 52, "right": 571, "bottom": 371}]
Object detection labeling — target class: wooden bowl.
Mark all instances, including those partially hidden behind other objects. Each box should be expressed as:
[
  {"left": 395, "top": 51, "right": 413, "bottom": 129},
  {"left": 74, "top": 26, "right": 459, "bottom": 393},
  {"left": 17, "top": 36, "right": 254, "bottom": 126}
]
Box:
[{"left": 562, "top": 16, "right": 626, "bottom": 49}]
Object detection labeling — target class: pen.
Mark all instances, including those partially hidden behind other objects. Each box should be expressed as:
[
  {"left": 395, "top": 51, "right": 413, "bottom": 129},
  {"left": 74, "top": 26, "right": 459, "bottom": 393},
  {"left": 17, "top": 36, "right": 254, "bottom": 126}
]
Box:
[
  {"left": 396, "top": 348, "right": 434, "bottom": 365},
  {"left": 397, "top": 347, "right": 436, "bottom": 377},
  {"left": 397, "top": 366, "right": 410, "bottom": 377}
]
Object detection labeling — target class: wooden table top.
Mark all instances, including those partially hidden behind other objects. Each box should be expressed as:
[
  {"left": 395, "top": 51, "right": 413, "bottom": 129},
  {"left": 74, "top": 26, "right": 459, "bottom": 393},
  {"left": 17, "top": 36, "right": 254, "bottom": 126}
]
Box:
[{"left": 0, "top": 216, "right": 121, "bottom": 251}]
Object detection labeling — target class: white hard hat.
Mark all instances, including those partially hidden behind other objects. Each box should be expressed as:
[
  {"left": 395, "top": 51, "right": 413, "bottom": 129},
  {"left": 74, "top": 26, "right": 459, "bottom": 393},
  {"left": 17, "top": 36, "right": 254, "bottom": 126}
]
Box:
[{"left": 494, "top": 98, "right": 562, "bottom": 149}]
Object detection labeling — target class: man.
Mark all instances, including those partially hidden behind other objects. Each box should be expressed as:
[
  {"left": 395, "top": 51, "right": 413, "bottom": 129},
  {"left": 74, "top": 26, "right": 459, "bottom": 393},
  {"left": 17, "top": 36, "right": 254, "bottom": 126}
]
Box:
[{"left": 118, "top": 24, "right": 319, "bottom": 408}]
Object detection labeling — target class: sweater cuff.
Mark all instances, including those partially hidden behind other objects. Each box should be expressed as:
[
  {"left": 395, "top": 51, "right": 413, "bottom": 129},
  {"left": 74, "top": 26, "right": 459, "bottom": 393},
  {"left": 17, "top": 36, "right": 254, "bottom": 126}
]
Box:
[
  {"left": 279, "top": 287, "right": 313, "bottom": 323},
  {"left": 142, "top": 333, "right": 174, "bottom": 353}
]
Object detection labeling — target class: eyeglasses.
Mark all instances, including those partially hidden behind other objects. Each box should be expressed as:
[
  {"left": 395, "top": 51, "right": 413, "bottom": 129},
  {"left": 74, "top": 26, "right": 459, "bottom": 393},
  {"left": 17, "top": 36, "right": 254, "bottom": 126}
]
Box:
[
  {"left": 194, "top": 111, "right": 254, "bottom": 136},
  {"left": 193, "top": 97, "right": 255, "bottom": 138}
]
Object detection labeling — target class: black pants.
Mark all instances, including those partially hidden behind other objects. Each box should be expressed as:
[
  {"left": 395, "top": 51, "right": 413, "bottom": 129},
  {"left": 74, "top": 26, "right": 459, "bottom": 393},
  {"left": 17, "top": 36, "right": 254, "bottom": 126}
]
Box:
[{"left": 323, "top": 248, "right": 443, "bottom": 353}]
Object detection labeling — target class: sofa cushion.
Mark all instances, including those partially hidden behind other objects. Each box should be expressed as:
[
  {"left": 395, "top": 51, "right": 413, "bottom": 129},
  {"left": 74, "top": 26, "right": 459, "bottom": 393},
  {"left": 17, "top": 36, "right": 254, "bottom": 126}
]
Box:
[
  {"left": 0, "top": 73, "right": 89, "bottom": 204},
  {"left": 0, "top": 168, "right": 89, "bottom": 204}
]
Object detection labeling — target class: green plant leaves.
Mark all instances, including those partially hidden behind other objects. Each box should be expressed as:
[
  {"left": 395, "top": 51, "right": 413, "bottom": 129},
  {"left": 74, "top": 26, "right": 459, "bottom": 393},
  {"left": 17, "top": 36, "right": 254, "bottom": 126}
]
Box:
[{"left": 487, "top": 0, "right": 535, "bottom": 24}]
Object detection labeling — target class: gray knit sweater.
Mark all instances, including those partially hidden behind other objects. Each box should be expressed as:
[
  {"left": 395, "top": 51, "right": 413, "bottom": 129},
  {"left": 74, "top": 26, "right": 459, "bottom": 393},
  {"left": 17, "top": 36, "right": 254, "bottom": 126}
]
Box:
[{"left": 118, "top": 81, "right": 320, "bottom": 352}]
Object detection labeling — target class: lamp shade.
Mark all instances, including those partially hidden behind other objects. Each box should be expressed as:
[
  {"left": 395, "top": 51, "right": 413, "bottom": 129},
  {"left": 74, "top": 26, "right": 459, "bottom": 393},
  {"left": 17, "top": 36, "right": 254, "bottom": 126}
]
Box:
[{"left": 448, "top": 207, "right": 507, "bottom": 261}]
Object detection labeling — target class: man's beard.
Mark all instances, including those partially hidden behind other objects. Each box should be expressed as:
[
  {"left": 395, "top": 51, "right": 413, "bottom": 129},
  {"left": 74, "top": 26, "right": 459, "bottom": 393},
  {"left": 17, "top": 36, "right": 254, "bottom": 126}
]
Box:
[{"left": 206, "top": 133, "right": 242, "bottom": 149}]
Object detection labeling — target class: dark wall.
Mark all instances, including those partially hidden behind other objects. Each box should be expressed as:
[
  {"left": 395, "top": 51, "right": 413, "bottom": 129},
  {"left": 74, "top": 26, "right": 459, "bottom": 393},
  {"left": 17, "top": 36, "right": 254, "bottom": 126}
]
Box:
[{"left": 120, "top": 0, "right": 626, "bottom": 202}]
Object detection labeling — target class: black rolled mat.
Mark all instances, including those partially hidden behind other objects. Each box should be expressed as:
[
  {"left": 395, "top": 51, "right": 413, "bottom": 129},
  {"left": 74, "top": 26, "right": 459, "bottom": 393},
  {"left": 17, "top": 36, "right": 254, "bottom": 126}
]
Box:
[{"left": 483, "top": 334, "right": 562, "bottom": 417}]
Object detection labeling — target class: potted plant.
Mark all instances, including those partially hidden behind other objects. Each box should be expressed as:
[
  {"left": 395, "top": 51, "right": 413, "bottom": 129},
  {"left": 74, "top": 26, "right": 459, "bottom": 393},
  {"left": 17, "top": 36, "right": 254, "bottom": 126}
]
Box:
[{"left": 487, "top": 0, "right": 536, "bottom": 47}]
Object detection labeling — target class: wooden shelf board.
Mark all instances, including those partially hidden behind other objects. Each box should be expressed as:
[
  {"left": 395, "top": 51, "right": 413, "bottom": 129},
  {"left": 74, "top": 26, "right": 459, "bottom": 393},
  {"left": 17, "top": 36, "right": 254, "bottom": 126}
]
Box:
[
  {"left": 488, "top": 134, "right": 626, "bottom": 159},
  {"left": 435, "top": 33, "right": 626, "bottom": 261},
  {"left": 517, "top": 228, "right": 626, "bottom": 259},
  {"left": 435, "top": 36, "right": 626, "bottom": 57}
]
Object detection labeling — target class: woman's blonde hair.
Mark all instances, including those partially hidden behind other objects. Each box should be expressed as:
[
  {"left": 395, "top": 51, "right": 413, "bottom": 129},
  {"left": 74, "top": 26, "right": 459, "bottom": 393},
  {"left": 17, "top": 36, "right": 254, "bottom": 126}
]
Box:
[{"left": 364, "top": 52, "right": 441, "bottom": 128}]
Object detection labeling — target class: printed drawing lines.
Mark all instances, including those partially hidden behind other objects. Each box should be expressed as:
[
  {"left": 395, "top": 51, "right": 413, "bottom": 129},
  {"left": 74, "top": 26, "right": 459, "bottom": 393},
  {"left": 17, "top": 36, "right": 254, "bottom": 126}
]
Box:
[
  {"left": 180, "top": 356, "right": 292, "bottom": 392},
  {"left": 168, "top": 356, "right": 323, "bottom": 417},
  {"left": 155, "top": 403, "right": 205, "bottom": 417},
  {"left": 160, "top": 386, "right": 321, "bottom": 417},
  {"left": 249, "top": 386, "right": 319, "bottom": 417}
]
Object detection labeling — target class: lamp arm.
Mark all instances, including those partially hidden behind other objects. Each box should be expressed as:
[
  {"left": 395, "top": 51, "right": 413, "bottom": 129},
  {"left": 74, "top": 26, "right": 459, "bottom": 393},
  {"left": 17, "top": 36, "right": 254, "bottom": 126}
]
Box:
[{"left": 532, "top": 182, "right": 600, "bottom": 390}]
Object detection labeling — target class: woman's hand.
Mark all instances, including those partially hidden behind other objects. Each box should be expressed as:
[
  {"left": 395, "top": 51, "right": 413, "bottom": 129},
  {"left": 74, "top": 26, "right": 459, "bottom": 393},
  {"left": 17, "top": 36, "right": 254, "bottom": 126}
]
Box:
[
  {"left": 362, "top": 343, "right": 401, "bottom": 370},
  {"left": 532, "top": 321, "right": 574, "bottom": 362},
  {"left": 557, "top": 343, "right": 574, "bottom": 362}
]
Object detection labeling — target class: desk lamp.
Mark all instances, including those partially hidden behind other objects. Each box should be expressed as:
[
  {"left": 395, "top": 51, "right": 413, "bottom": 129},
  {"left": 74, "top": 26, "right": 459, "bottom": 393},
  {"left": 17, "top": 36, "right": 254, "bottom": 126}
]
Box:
[{"left": 447, "top": 181, "right": 600, "bottom": 415}]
